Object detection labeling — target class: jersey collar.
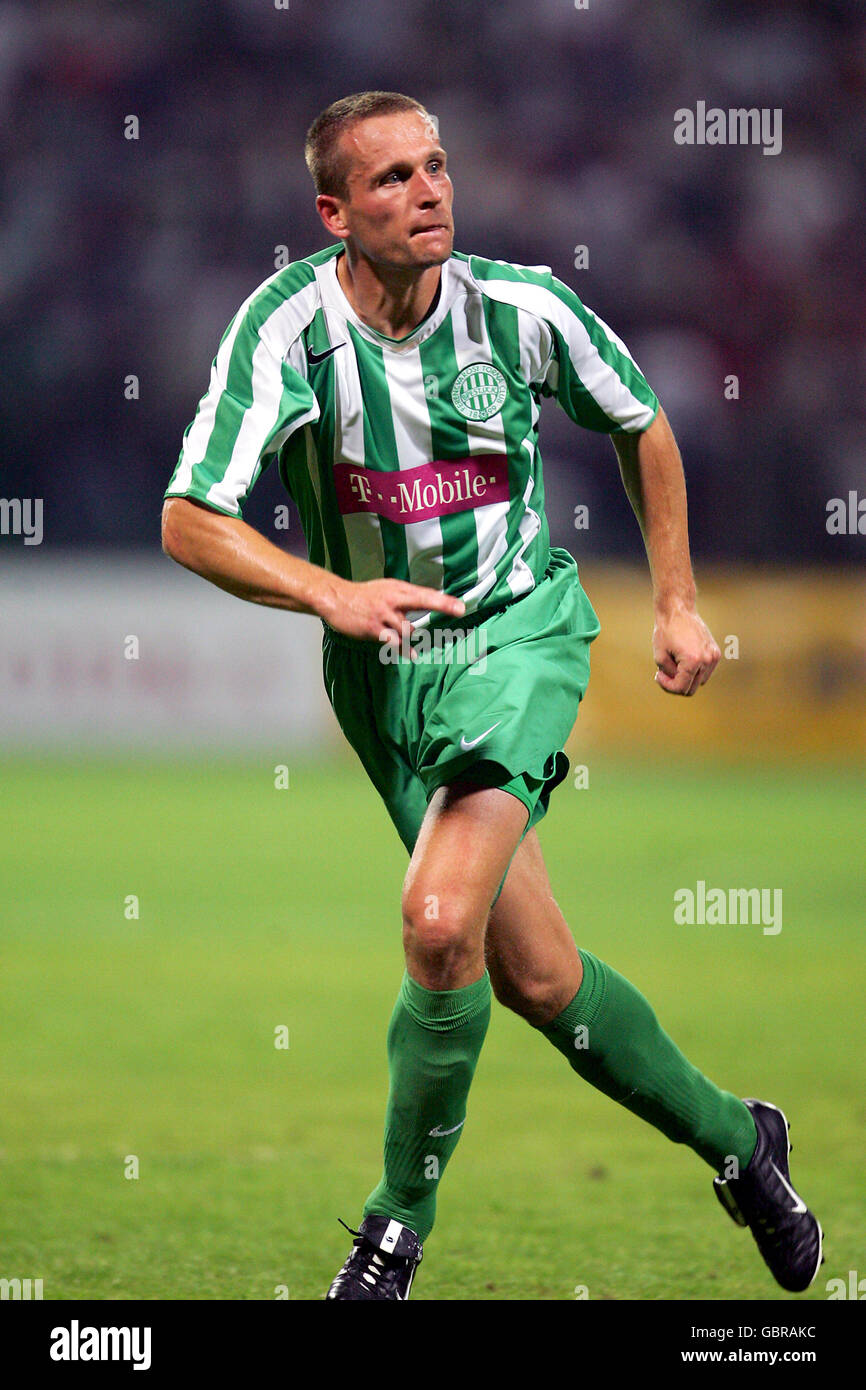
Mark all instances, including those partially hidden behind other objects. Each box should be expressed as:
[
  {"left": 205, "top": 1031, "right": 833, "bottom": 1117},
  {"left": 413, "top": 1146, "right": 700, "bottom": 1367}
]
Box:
[{"left": 318, "top": 252, "right": 456, "bottom": 352}]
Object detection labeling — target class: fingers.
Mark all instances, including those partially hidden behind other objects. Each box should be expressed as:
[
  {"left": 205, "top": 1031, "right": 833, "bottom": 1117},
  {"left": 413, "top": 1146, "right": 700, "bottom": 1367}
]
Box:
[
  {"left": 654, "top": 643, "right": 721, "bottom": 696},
  {"left": 376, "top": 613, "right": 416, "bottom": 649},
  {"left": 375, "top": 583, "right": 466, "bottom": 648},
  {"left": 655, "top": 664, "right": 702, "bottom": 696},
  {"left": 349, "top": 580, "right": 465, "bottom": 647},
  {"left": 654, "top": 650, "right": 679, "bottom": 680},
  {"left": 394, "top": 584, "right": 466, "bottom": 618}
]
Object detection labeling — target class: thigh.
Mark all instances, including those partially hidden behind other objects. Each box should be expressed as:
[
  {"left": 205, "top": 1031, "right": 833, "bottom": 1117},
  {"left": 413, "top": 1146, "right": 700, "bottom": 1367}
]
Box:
[
  {"left": 401, "top": 783, "right": 530, "bottom": 988},
  {"left": 405, "top": 782, "right": 530, "bottom": 926},
  {"left": 403, "top": 789, "right": 530, "bottom": 984}
]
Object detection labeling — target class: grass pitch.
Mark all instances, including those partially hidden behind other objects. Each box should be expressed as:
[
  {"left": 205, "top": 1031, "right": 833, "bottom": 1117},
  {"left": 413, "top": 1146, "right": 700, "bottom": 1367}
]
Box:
[{"left": 1, "top": 754, "right": 862, "bottom": 1301}]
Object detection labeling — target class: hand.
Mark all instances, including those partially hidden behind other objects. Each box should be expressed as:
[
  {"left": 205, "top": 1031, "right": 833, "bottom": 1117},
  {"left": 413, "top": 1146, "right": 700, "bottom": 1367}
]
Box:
[
  {"left": 320, "top": 576, "right": 466, "bottom": 644},
  {"left": 652, "top": 605, "right": 721, "bottom": 696}
]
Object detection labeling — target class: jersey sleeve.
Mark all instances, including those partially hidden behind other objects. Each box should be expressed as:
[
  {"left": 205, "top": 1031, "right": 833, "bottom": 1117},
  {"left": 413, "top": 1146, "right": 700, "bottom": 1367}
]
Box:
[
  {"left": 532, "top": 273, "right": 659, "bottom": 434},
  {"left": 165, "top": 302, "right": 320, "bottom": 517}
]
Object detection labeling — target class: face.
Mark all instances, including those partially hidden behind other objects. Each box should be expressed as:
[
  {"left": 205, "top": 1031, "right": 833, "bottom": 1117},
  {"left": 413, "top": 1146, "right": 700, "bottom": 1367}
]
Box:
[{"left": 320, "top": 110, "right": 454, "bottom": 270}]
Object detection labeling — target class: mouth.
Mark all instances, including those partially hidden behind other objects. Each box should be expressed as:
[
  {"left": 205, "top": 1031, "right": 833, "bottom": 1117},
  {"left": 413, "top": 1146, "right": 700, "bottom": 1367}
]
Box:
[{"left": 410, "top": 224, "right": 450, "bottom": 236}]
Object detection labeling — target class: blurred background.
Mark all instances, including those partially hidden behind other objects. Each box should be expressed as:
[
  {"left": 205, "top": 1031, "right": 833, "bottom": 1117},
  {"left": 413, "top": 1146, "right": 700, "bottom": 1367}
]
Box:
[
  {"left": 0, "top": 0, "right": 864, "bottom": 755},
  {"left": 1, "top": 0, "right": 864, "bottom": 1305}
]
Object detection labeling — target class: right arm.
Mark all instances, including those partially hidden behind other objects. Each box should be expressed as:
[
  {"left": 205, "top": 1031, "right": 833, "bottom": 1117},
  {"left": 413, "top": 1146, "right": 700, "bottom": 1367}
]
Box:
[
  {"left": 161, "top": 496, "right": 464, "bottom": 642},
  {"left": 164, "top": 289, "right": 463, "bottom": 643}
]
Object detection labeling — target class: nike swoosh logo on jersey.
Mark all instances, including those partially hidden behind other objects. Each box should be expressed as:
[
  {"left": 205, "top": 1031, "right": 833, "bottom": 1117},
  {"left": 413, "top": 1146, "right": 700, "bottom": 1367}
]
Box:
[
  {"left": 460, "top": 721, "right": 501, "bottom": 751},
  {"left": 770, "top": 1161, "right": 808, "bottom": 1214},
  {"left": 429, "top": 1119, "right": 465, "bottom": 1137},
  {"left": 307, "top": 342, "right": 345, "bottom": 364}
]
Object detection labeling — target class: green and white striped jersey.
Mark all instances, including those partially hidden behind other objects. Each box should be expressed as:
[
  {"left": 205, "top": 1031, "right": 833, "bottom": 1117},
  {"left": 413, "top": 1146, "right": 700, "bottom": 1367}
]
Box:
[{"left": 166, "top": 244, "right": 658, "bottom": 623}]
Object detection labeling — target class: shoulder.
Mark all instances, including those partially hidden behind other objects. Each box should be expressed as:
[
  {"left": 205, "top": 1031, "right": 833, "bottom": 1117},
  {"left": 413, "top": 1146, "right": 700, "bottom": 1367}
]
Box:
[
  {"left": 453, "top": 251, "right": 559, "bottom": 301},
  {"left": 452, "top": 252, "right": 586, "bottom": 327},
  {"left": 229, "top": 244, "right": 340, "bottom": 351}
]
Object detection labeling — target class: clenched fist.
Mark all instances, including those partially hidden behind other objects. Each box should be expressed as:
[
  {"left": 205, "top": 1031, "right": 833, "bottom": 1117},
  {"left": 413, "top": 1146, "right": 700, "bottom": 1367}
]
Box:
[{"left": 652, "top": 605, "right": 721, "bottom": 696}]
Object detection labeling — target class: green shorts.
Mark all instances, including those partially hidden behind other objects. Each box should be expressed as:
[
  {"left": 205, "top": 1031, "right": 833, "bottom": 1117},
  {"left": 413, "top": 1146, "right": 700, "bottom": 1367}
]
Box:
[{"left": 321, "top": 547, "right": 600, "bottom": 856}]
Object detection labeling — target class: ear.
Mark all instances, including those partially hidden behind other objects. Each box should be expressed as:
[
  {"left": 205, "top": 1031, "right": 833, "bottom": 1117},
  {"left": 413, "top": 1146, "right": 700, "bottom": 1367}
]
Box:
[{"left": 316, "top": 194, "right": 349, "bottom": 240}]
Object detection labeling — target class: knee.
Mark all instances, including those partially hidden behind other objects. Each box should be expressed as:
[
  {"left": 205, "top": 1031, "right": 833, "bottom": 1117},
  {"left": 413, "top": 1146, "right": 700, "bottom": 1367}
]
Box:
[{"left": 401, "top": 884, "right": 483, "bottom": 983}]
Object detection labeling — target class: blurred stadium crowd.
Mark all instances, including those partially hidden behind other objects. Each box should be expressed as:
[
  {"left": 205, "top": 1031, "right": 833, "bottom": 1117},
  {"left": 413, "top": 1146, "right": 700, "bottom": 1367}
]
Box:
[{"left": 1, "top": 0, "right": 863, "bottom": 561}]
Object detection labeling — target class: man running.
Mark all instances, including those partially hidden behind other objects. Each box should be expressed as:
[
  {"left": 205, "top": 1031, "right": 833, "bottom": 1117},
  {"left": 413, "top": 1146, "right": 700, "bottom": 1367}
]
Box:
[{"left": 162, "top": 91, "right": 822, "bottom": 1300}]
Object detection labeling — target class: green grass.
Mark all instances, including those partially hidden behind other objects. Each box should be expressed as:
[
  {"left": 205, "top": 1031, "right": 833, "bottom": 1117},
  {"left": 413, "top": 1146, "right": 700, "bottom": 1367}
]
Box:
[{"left": 1, "top": 754, "right": 863, "bottom": 1301}]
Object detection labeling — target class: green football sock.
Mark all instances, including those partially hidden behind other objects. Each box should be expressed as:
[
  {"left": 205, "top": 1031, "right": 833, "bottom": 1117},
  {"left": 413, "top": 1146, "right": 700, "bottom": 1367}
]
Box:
[
  {"left": 539, "top": 949, "right": 757, "bottom": 1171},
  {"left": 363, "top": 970, "right": 491, "bottom": 1244}
]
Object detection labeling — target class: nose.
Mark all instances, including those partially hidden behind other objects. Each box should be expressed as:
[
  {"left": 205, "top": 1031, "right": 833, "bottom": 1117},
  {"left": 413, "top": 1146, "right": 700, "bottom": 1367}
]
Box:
[{"left": 413, "top": 168, "right": 441, "bottom": 204}]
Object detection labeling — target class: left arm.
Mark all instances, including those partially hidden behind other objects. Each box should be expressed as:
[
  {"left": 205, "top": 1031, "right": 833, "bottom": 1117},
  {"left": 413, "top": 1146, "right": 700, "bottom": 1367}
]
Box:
[
  {"left": 526, "top": 270, "right": 719, "bottom": 694},
  {"left": 612, "top": 407, "right": 720, "bottom": 696}
]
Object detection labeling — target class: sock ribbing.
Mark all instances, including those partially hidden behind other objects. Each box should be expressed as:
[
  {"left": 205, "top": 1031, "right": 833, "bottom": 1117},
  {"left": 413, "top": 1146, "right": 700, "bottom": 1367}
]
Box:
[{"left": 400, "top": 969, "right": 491, "bottom": 1030}]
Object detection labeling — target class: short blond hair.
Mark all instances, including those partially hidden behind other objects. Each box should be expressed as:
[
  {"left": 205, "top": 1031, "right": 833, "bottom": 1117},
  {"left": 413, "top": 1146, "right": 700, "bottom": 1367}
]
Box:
[{"left": 305, "top": 91, "right": 431, "bottom": 199}]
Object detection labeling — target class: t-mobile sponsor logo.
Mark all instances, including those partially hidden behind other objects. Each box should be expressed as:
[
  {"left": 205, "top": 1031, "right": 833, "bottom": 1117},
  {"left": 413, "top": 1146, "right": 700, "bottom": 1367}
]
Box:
[{"left": 334, "top": 455, "right": 509, "bottom": 524}]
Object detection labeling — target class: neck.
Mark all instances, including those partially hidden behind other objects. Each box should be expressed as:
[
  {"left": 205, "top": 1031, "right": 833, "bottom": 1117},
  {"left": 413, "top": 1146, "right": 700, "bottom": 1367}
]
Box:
[{"left": 337, "top": 248, "right": 442, "bottom": 339}]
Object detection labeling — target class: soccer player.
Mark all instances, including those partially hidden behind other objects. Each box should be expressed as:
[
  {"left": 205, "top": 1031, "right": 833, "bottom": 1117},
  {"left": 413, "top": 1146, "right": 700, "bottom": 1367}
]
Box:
[{"left": 162, "top": 92, "right": 822, "bottom": 1300}]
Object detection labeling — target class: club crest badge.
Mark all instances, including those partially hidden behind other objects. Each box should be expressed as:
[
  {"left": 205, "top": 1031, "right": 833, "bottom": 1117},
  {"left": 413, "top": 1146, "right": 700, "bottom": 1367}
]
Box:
[{"left": 451, "top": 362, "right": 508, "bottom": 421}]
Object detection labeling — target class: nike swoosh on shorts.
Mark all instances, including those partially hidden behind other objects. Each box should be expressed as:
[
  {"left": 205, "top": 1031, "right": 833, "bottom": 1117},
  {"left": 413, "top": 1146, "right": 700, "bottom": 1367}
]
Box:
[{"left": 459, "top": 721, "right": 501, "bottom": 751}]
